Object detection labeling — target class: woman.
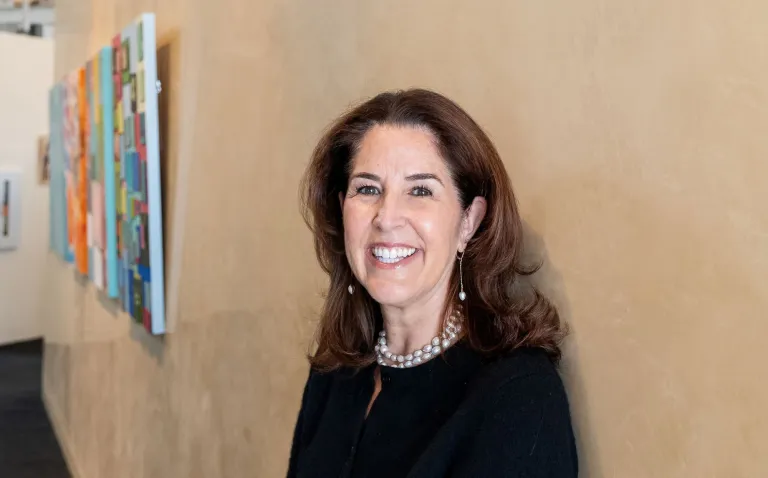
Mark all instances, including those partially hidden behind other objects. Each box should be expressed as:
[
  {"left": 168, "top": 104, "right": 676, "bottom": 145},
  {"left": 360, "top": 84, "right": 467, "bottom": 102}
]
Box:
[{"left": 290, "top": 89, "right": 577, "bottom": 477}]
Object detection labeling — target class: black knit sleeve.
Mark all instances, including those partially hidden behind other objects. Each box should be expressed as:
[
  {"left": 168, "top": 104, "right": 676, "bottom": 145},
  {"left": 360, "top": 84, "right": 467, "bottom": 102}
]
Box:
[
  {"left": 287, "top": 369, "right": 335, "bottom": 477},
  {"left": 450, "top": 372, "right": 578, "bottom": 477},
  {"left": 286, "top": 373, "right": 311, "bottom": 478}
]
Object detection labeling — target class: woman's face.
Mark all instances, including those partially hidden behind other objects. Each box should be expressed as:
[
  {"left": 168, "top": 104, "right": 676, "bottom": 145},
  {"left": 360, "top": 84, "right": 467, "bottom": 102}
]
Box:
[{"left": 342, "top": 125, "right": 483, "bottom": 309}]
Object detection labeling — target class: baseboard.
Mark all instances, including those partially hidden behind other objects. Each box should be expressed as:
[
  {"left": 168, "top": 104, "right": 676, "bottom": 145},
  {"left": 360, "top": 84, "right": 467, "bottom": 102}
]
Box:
[{"left": 43, "top": 391, "right": 86, "bottom": 478}]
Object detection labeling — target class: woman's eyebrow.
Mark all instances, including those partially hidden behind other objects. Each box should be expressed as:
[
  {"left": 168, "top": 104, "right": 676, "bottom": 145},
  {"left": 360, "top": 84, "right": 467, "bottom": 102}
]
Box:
[
  {"left": 350, "top": 172, "right": 380, "bottom": 182},
  {"left": 350, "top": 172, "right": 444, "bottom": 186},
  {"left": 406, "top": 173, "right": 444, "bottom": 186}
]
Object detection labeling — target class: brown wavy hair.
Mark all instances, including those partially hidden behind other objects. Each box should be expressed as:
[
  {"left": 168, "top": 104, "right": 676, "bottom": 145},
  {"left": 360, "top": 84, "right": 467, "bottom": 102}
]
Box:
[{"left": 301, "top": 88, "right": 566, "bottom": 371}]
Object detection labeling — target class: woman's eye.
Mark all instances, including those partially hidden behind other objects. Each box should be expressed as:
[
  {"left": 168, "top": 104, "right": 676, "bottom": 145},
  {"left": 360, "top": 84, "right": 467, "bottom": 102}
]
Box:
[
  {"left": 356, "top": 185, "right": 380, "bottom": 196},
  {"left": 411, "top": 186, "right": 433, "bottom": 197}
]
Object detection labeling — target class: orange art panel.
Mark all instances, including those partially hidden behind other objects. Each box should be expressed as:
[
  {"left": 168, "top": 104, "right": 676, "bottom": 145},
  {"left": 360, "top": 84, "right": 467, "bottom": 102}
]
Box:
[
  {"left": 62, "top": 70, "right": 81, "bottom": 263},
  {"left": 74, "top": 68, "right": 89, "bottom": 276}
]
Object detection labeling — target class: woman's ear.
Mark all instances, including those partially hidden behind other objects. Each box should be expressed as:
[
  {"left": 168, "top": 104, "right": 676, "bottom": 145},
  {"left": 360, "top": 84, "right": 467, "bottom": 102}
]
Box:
[{"left": 459, "top": 196, "right": 487, "bottom": 251}]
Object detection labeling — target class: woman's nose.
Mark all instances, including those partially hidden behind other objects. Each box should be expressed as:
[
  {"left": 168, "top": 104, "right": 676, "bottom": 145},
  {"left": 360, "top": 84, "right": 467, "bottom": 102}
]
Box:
[{"left": 372, "top": 191, "right": 406, "bottom": 231}]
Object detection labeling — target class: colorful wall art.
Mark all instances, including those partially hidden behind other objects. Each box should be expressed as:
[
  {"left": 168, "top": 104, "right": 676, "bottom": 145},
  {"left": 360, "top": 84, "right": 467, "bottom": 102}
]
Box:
[
  {"left": 113, "top": 14, "right": 165, "bottom": 334},
  {"left": 62, "top": 68, "right": 89, "bottom": 276},
  {"left": 49, "top": 84, "right": 72, "bottom": 261},
  {"left": 47, "top": 13, "right": 165, "bottom": 335},
  {"left": 86, "top": 47, "right": 118, "bottom": 296},
  {"left": 112, "top": 15, "right": 165, "bottom": 334},
  {"left": 0, "top": 170, "right": 21, "bottom": 251}
]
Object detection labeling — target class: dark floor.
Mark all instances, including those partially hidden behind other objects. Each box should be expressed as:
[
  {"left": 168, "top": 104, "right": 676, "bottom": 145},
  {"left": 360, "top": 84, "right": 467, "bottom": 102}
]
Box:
[{"left": 0, "top": 339, "right": 71, "bottom": 477}]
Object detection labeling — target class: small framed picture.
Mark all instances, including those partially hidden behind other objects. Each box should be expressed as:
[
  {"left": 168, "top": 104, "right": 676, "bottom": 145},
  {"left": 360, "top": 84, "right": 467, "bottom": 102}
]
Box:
[
  {"left": 38, "top": 135, "right": 50, "bottom": 184},
  {"left": 0, "top": 170, "right": 21, "bottom": 251}
]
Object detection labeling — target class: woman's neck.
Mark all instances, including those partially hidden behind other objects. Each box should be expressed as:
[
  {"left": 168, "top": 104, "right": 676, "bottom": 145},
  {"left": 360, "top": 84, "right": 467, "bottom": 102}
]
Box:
[{"left": 380, "top": 294, "right": 448, "bottom": 355}]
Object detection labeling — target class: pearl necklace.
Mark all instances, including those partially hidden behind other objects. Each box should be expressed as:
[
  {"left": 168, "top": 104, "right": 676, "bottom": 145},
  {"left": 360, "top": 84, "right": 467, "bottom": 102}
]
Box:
[{"left": 374, "top": 311, "right": 464, "bottom": 368}]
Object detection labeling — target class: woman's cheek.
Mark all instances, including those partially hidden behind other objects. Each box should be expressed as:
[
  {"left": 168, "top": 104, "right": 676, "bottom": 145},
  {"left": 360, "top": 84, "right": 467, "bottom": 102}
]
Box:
[{"left": 343, "top": 205, "right": 369, "bottom": 257}]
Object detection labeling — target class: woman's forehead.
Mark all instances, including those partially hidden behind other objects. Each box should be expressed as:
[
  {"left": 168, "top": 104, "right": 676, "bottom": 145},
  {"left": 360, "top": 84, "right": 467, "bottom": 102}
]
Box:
[{"left": 351, "top": 125, "right": 447, "bottom": 175}]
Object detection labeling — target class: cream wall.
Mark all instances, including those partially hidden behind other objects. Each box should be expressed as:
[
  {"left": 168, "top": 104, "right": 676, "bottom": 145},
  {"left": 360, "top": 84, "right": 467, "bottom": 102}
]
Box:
[
  {"left": 0, "top": 33, "right": 53, "bottom": 346},
  {"left": 44, "top": 1, "right": 768, "bottom": 477}
]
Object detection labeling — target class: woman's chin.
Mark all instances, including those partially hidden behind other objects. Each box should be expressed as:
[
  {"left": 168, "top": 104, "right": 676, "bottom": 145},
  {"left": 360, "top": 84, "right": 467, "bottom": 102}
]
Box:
[{"left": 365, "top": 285, "right": 416, "bottom": 308}]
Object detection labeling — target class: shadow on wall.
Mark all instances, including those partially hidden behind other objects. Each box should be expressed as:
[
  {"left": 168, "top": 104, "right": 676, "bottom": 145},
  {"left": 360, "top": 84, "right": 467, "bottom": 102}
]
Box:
[
  {"left": 129, "top": 321, "right": 166, "bottom": 363},
  {"left": 521, "top": 164, "right": 766, "bottom": 476},
  {"left": 156, "top": 32, "right": 179, "bottom": 260},
  {"left": 521, "top": 221, "right": 597, "bottom": 477}
]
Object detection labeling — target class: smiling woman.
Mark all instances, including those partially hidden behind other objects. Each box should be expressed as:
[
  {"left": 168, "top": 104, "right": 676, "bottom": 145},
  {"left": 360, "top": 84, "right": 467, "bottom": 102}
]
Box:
[{"left": 292, "top": 89, "right": 577, "bottom": 477}]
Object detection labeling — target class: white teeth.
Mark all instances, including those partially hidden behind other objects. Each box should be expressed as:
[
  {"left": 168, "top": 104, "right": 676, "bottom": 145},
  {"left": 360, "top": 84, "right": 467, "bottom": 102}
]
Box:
[{"left": 372, "top": 246, "right": 417, "bottom": 263}]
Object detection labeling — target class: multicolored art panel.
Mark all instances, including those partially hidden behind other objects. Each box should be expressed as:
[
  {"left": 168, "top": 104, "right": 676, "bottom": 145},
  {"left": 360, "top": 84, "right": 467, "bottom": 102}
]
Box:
[
  {"left": 86, "top": 48, "right": 118, "bottom": 296},
  {"left": 48, "top": 13, "right": 165, "bottom": 335},
  {"left": 113, "top": 14, "right": 166, "bottom": 334},
  {"left": 62, "top": 68, "right": 89, "bottom": 275}
]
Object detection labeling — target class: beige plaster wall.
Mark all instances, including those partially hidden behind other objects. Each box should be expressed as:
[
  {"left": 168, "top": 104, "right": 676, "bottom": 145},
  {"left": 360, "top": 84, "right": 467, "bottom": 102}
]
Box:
[{"left": 44, "top": 1, "right": 768, "bottom": 477}]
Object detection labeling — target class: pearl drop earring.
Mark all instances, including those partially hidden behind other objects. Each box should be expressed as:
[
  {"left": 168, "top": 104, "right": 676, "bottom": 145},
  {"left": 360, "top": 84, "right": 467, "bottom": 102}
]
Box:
[
  {"left": 348, "top": 284, "right": 355, "bottom": 295},
  {"left": 458, "top": 251, "right": 466, "bottom": 301}
]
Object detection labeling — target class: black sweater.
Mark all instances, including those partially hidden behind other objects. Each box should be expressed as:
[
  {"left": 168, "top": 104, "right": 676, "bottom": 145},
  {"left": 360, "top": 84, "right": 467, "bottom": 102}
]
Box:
[{"left": 288, "top": 344, "right": 578, "bottom": 477}]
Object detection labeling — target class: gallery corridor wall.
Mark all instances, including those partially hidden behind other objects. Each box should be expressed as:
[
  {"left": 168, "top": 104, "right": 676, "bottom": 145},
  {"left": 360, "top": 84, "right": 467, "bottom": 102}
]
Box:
[
  {"left": 0, "top": 34, "right": 53, "bottom": 346},
  {"left": 44, "top": 1, "right": 767, "bottom": 477}
]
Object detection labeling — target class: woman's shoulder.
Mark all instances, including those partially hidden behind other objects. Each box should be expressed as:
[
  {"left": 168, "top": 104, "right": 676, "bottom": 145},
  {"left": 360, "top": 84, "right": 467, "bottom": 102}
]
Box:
[
  {"left": 302, "top": 363, "right": 370, "bottom": 399},
  {"left": 450, "top": 348, "right": 578, "bottom": 475},
  {"left": 466, "top": 347, "right": 568, "bottom": 409}
]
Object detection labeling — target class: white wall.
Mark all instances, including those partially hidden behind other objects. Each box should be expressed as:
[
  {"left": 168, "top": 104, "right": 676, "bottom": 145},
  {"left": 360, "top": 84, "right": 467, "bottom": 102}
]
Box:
[{"left": 0, "top": 32, "right": 53, "bottom": 345}]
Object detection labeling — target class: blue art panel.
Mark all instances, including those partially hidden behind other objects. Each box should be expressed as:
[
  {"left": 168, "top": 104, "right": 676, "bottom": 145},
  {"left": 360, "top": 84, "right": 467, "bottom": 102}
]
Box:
[
  {"left": 101, "top": 46, "right": 119, "bottom": 298},
  {"left": 49, "top": 84, "right": 73, "bottom": 262}
]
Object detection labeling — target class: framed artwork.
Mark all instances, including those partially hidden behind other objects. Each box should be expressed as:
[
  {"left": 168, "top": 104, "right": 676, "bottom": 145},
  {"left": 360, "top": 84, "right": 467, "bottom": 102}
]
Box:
[
  {"left": 38, "top": 135, "right": 50, "bottom": 184},
  {"left": 113, "top": 14, "right": 166, "bottom": 334},
  {"left": 86, "top": 47, "right": 118, "bottom": 296},
  {"left": 62, "top": 68, "right": 89, "bottom": 276},
  {"left": 46, "top": 13, "right": 166, "bottom": 335},
  {"left": 0, "top": 170, "right": 21, "bottom": 251},
  {"left": 49, "top": 83, "right": 72, "bottom": 261}
]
